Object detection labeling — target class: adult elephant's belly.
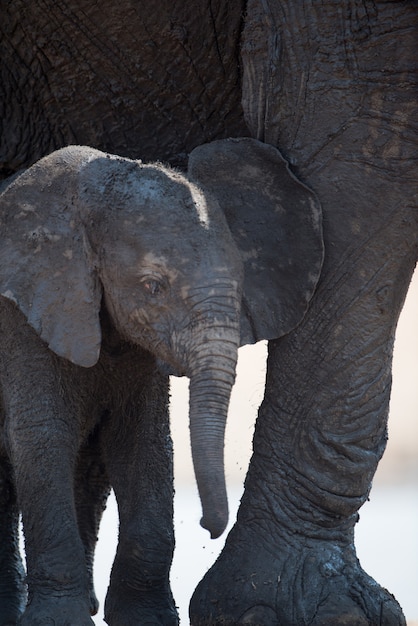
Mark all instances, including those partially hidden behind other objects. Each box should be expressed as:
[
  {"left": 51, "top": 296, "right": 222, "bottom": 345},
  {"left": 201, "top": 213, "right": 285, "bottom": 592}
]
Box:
[{"left": 0, "top": 0, "right": 248, "bottom": 176}]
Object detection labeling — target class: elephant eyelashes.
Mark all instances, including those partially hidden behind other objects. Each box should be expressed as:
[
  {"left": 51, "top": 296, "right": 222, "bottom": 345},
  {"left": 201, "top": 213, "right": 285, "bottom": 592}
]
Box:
[{"left": 141, "top": 278, "right": 165, "bottom": 296}]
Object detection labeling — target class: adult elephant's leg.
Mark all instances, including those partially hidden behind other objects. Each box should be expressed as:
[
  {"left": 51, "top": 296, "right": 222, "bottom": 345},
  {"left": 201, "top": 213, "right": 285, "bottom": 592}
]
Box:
[
  {"left": 191, "top": 213, "right": 417, "bottom": 626},
  {"left": 0, "top": 455, "right": 26, "bottom": 625},
  {"left": 74, "top": 436, "right": 111, "bottom": 616},
  {"left": 190, "top": 2, "right": 418, "bottom": 624},
  {"left": 191, "top": 210, "right": 417, "bottom": 625},
  {"left": 99, "top": 354, "right": 177, "bottom": 626}
]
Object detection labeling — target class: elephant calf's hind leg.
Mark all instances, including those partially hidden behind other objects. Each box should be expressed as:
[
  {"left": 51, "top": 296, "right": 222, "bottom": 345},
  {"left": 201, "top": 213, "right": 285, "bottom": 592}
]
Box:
[
  {"left": 75, "top": 436, "right": 111, "bottom": 616},
  {"left": 0, "top": 457, "right": 26, "bottom": 626}
]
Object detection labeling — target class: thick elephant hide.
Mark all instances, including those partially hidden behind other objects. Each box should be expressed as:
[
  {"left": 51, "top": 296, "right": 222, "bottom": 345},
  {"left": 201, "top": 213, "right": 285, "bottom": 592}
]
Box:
[{"left": 0, "top": 0, "right": 247, "bottom": 177}]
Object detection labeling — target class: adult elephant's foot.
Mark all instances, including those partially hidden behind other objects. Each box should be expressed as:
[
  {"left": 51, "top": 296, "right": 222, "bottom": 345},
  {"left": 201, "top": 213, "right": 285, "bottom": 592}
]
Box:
[
  {"left": 104, "top": 581, "right": 179, "bottom": 625},
  {"left": 189, "top": 525, "right": 405, "bottom": 626}
]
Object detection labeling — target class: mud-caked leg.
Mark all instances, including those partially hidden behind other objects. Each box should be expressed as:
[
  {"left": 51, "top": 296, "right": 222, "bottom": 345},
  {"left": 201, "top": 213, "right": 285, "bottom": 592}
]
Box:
[{"left": 101, "top": 358, "right": 178, "bottom": 626}]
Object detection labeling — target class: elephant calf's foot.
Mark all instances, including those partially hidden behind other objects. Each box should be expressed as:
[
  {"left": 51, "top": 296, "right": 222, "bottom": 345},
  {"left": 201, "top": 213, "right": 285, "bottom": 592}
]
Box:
[
  {"left": 0, "top": 605, "right": 24, "bottom": 626},
  {"left": 19, "top": 593, "right": 94, "bottom": 626},
  {"left": 0, "top": 589, "right": 26, "bottom": 626},
  {"left": 87, "top": 585, "right": 100, "bottom": 616},
  {"left": 104, "top": 581, "right": 179, "bottom": 625},
  {"left": 189, "top": 528, "right": 405, "bottom": 625}
]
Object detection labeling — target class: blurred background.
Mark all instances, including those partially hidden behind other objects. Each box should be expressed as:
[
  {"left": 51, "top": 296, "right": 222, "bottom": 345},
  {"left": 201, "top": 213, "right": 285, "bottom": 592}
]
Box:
[{"left": 92, "top": 268, "right": 418, "bottom": 624}]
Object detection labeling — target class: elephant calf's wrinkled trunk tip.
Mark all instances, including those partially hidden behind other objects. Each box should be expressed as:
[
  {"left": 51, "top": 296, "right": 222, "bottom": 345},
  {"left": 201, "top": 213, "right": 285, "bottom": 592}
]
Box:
[
  {"left": 189, "top": 352, "right": 238, "bottom": 540},
  {"left": 201, "top": 509, "right": 228, "bottom": 540},
  {"left": 190, "top": 415, "right": 231, "bottom": 539},
  {"left": 195, "top": 443, "right": 229, "bottom": 539}
]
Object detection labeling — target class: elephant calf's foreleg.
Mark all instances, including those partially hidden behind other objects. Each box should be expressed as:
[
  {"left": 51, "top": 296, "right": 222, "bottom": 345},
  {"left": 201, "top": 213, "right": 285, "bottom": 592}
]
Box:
[
  {"left": 100, "top": 365, "right": 178, "bottom": 626},
  {"left": 0, "top": 308, "right": 94, "bottom": 625}
]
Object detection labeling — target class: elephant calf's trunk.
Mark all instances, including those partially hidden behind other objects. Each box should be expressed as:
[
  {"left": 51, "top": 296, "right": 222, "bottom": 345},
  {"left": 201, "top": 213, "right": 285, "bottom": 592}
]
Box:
[{"left": 189, "top": 352, "right": 238, "bottom": 539}]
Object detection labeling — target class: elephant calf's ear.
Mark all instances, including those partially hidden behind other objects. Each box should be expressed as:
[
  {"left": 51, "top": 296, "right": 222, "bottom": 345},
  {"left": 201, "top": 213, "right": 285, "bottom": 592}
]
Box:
[
  {"left": 0, "top": 149, "right": 103, "bottom": 367},
  {"left": 188, "top": 137, "right": 324, "bottom": 345}
]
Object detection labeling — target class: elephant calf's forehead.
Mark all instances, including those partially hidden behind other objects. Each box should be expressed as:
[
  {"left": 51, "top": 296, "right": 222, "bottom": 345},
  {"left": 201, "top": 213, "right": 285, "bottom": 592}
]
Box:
[
  {"left": 140, "top": 166, "right": 210, "bottom": 226},
  {"left": 81, "top": 155, "right": 208, "bottom": 224},
  {"left": 103, "top": 172, "right": 212, "bottom": 241}
]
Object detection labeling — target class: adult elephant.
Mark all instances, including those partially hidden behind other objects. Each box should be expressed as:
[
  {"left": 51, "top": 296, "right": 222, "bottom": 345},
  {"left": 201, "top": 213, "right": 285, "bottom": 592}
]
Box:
[{"left": 1, "top": 2, "right": 417, "bottom": 625}]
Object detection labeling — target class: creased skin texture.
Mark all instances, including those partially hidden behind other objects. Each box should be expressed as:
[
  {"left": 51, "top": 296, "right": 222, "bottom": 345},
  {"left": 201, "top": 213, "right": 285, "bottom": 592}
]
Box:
[
  {"left": 190, "top": 1, "right": 418, "bottom": 624},
  {"left": 1, "top": 1, "right": 417, "bottom": 625},
  {"left": 0, "top": 303, "right": 178, "bottom": 625},
  {"left": 0, "top": 0, "right": 247, "bottom": 175}
]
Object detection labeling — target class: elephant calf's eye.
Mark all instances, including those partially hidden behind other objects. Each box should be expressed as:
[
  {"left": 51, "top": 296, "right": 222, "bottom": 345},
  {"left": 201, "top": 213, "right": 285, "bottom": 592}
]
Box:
[{"left": 141, "top": 278, "right": 165, "bottom": 296}]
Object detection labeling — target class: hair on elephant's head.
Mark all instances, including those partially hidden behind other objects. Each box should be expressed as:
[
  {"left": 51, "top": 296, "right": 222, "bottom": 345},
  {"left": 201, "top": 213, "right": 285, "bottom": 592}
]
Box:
[{"left": 0, "top": 138, "right": 323, "bottom": 537}]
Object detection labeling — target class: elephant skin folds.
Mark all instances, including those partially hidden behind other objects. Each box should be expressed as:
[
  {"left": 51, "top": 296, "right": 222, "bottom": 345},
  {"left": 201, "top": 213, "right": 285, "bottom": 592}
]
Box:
[
  {"left": 190, "top": 523, "right": 405, "bottom": 625},
  {"left": 0, "top": 1, "right": 247, "bottom": 175},
  {"left": 1, "top": 0, "right": 418, "bottom": 625},
  {"left": 191, "top": 1, "right": 417, "bottom": 624}
]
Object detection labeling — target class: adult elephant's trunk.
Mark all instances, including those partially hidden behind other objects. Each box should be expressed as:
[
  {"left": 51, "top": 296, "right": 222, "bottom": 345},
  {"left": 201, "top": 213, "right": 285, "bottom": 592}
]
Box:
[{"left": 188, "top": 332, "right": 239, "bottom": 539}]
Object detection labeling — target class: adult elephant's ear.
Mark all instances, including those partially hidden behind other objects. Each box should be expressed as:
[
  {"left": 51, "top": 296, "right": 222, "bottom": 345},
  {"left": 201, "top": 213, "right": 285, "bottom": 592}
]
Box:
[
  {"left": 0, "top": 148, "right": 102, "bottom": 367},
  {"left": 188, "top": 137, "right": 324, "bottom": 345}
]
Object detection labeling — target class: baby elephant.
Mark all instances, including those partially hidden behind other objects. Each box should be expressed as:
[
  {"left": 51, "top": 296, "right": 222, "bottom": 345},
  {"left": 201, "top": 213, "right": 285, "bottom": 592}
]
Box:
[{"left": 0, "top": 138, "right": 322, "bottom": 625}]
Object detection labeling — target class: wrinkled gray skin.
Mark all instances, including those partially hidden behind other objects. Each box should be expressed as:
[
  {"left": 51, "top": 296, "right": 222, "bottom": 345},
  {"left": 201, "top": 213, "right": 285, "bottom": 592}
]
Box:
[
  {"left": 0, "top": 141, "right": 322, "bottom": 625},
  {"left": 1, "top": 2, "right": 416, "bottom": 624}
]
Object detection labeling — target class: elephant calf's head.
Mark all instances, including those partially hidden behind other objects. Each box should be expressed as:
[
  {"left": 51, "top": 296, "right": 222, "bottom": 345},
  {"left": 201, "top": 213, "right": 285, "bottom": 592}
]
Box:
[
  {"left": 79, "top": 156, "right": 244, "bottom": 379},
  {"left": 0, "top": 139, "right": 323, "bottom": 537}
]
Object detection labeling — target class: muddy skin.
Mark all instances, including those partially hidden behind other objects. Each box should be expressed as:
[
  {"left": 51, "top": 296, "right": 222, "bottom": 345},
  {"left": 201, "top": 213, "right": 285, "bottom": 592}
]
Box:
[{"left": 1, "top": 1, "right": 417, "bottom": 624}]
